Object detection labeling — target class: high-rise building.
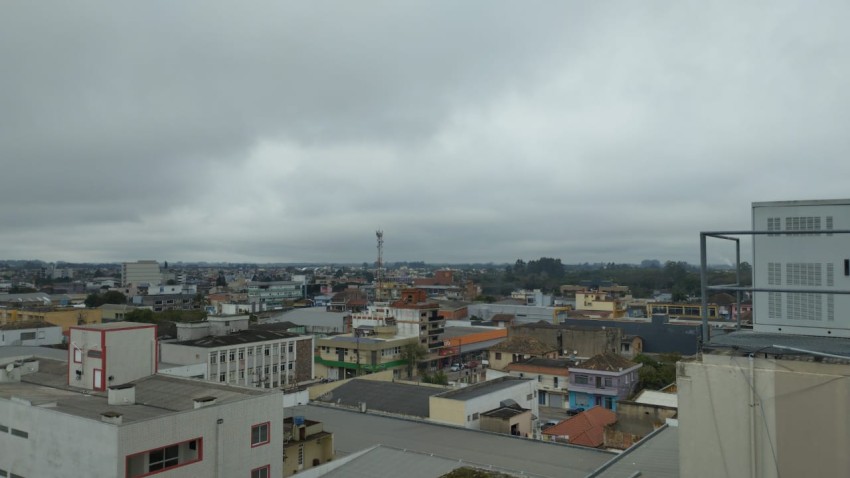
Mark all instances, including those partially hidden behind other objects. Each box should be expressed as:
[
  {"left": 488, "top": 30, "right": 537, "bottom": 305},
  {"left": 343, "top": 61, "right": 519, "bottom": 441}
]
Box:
[{"left": 121, "top": 260, "right": 162, "bottom": 287}]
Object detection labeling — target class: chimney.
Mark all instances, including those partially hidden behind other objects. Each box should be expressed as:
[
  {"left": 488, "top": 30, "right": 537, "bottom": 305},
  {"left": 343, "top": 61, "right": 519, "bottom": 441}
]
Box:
[
  {"left": 108, "top": 383, "right": 136, "bottom": 405},
  {"left": 101, "top": 411, "right": 123, "bottom": 425},
  {"left": 193, "top": 396, "right": 217, "bottom": 409}
]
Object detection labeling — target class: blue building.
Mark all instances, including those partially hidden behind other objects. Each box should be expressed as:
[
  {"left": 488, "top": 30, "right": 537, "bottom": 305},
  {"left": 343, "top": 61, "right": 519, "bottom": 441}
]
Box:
[{"left": 568, "top": 353, "right": 641, "bottom": 412}]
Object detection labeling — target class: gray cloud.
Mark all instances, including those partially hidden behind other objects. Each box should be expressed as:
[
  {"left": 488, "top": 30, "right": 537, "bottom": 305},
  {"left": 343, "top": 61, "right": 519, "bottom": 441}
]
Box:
[{"left": 2, "top": 1, "right": 850, "bottom": 264}]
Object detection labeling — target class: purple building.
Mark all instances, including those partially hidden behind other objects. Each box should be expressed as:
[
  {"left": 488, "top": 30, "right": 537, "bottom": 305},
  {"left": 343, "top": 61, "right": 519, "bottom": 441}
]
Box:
[{"left": 568, "top": 353, "right": 641, "bottom": 411}]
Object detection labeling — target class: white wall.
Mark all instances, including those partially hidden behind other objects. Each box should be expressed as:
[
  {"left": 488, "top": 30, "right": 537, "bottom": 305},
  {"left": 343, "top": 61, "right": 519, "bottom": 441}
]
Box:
[
  {"left": 0, "top": 397, "right": 118, "bottom": 478},
  {"left": 0, "top": 326, "right": 63, "bottom": 346},
  {"left": 753, "top": 200, "right": 850, "bottom": 337}
]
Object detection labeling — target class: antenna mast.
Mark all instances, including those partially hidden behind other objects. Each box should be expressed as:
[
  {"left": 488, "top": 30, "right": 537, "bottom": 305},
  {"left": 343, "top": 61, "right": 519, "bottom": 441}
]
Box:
[{"left": 375, "top": 230, "right": 384, "bottom": 302}]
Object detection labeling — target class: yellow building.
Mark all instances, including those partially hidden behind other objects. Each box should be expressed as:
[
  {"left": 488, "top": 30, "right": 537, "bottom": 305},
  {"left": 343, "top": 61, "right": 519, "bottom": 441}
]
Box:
[
  {"left": 575, "top": 291, "right": 628, "bottom": 319},
  {"left": 283, "top": 417, "right": 334, "bottom": 476},
  {"left": 0, "top": 308, "right": 103, "bottom": 333},
  {"left": 314, "top": 332, "right": 417, "bottom": 380}
]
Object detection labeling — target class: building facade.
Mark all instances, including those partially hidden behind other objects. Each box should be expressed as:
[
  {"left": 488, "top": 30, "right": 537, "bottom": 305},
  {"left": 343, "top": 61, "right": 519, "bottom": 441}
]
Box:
[
  {"left": 160, "top": 317, "right": 314, "bottom": 389},
  {"left": 567, "top": 353, "right": 641, "bottom": 412},
  {"left": 248, "top": 281, "right": 303, "bottom": 311},
  {"left": 0, "top": 321, "right": 63, "bottom": 347},
  {"left": 121, "top": 260, "right": 162, "bottom": 287}
]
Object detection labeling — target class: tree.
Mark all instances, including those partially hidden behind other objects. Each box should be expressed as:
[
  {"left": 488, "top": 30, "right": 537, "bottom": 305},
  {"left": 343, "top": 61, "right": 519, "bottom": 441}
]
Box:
[
  {"left": 400, "top": 343, "right": 427, "bottom": 379},
  {"left": 84, "top": 291, "right": 127, "bottom": 307}
]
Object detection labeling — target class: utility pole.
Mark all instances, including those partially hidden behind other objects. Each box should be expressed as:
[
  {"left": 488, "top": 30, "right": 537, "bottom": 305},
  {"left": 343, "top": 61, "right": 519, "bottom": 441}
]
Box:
[{"left": 375, "top": 230, "right": 384, "bottom": 303}]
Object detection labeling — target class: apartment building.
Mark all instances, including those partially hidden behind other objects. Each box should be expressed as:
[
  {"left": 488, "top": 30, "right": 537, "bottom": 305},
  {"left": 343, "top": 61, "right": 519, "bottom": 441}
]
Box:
[
  {"left": 314, "top": 333, "right": 417, "bottom": 380},
  {"left": 0, "top": 356, "right": 282, "bottom": 478},
  {"left": 429, "top": 376, "right": 539, "bottom": 432},
  {"left": 121, "top": 260, "right": 162, "bottom": 287},
  {"left": 505, "top": 357, "right": 575, "bottom": 409},
  {"left": 0, "top": 307, "right": 103, "bottom": 332},
  {"left": 160, "top": 315, "right": 314, "bottom": 389},
  {"left": 283, "top": 416, "right": 334, "bottom": 477},
  {"left": 567, "top": 353, "right": 641, "bottom": 412},
  {"left": 1, "top": 321, "right": 282, "bottom": 478},
  {"left": 248, "top": 281, "right": 303, "bottom": 311}
]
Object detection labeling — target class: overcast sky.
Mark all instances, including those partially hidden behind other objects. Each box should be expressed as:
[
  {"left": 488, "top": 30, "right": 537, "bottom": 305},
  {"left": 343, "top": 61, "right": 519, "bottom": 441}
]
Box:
[{"left": 2, "top": 2, "right": 849, "bottom": 265}]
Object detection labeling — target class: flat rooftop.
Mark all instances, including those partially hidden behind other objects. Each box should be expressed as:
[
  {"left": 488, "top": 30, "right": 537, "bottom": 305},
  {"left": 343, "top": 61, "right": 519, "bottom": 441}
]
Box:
[
  {"left": 588, "top": 424, "right": 679, "bottom": 478},
  {"left": 435, "top": 376, "right": 531, "bottom": 401},
  {"left": 72, "top": 321, "right": 155, "bottom": 331},
  {"left": 176, "top": 329, "right": 299, "bottom": 347},
  {"left": 441, "top": 326, "right": 499, "bottom": 338},
  {"left": 315, "top": 379, "right": 446, "bottom": 417},
  {"left": 0, "top": 358, "right": 274, "bottom": 425},
  {"left": 291, "top": 404, "right": 613, "bottom": 478},
  {"left": 706, "top": 330, "right": 850, "bottom": 362}
]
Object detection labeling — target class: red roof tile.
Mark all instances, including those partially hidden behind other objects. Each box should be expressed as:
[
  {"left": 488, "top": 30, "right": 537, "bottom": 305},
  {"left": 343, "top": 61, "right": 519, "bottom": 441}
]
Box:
[{"left": 541, "top": 406, "right": 616, "bottom": 448}]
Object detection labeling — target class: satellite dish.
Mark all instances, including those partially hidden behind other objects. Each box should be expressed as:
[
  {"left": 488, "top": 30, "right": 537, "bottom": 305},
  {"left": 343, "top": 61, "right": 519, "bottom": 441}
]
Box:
[{"left": 5, "top": 363, "right": 14, "bottom": 373}]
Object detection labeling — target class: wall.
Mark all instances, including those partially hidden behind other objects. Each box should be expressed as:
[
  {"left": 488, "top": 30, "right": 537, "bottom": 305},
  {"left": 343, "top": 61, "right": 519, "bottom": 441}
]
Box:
[
  {"left": 430, "top": 378, "right": 538, "bottom": 430},
  {"left": 0, "top": 397, "right": 118, "bottom": 478},
  {"left": 117, "top": 391, "right": 283, "bottom": 478},
  {"left": 615, "top": 400, "right": 677, "bottom": 427},
  {"left": 106, "top": 326, "right": 157, "bottom": 387},
  {"left": 0, "top": 326, "right": 63, "bottom": 346},
  {"left": 678, "top": 354, "right": 850, "bottom": 478}
]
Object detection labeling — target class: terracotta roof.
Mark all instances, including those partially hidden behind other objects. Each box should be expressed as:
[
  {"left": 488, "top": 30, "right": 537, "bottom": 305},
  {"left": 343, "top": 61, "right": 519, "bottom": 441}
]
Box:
[
  {"left": 573, "top": 353, "right": 638, "bottom": 372},
  {"left": 490, "top": 335, "right": 557, "bottom": 355},
  {"left": 542, "top": 406, "right": 616, "bottom": 447},
  {"left": 505, "top": 357, "right": 576, "bottom": 376}
]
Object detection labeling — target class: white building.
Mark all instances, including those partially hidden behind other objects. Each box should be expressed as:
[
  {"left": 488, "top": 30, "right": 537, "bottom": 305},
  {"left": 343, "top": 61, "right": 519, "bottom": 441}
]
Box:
[
  {"left": 752, "top": 199, "right": 850, "bottom": 337},
  {"left": 69, "top": 322, "right": 159, "bottom": 391},
  {"left": 0, "top": 321, "right": 63, "bottom": 347},
  {"left": 159, "top": 316, "right": 314, "bottom": 389},
  {"left": 429, "top": 376, "right": 538, "bottom": 431},
  {"left": 0, "top": 331, "right": 283, "bottom": 478},
  {"left": 121, "top": 260, "right": 162, "bottom": 287}
]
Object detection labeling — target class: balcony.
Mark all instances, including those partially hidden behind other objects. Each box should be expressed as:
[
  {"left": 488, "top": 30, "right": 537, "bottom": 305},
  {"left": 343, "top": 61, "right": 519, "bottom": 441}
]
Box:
[
  {"left": 428, "top": 327, "right": 445, "bottom": 336},
  {"left": 429, "top": 340, "right": 445, "bottom": 349},
  {"left": 428, "top": 314, "right": 444, "bottom": 322}
]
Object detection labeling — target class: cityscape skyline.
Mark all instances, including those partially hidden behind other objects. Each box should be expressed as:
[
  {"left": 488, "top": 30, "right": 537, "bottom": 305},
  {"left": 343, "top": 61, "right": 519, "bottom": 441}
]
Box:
[{"left": 2, "top": 3, "right": 848, "bottom": 265}]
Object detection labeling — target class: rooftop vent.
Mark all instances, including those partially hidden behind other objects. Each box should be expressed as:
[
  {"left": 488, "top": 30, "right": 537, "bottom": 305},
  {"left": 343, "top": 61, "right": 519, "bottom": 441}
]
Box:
[
  {"left": 193, "top": 396, "right": 217, "bottom": 409},
  {"left": 101, "top": 411, "right": 123, "bottom": 425},
  {"left": 108, "top": 383, "right": 136, "bottom": 405}
]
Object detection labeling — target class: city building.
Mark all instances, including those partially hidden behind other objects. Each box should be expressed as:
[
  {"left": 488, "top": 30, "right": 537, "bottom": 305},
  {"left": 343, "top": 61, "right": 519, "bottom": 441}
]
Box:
[
  {"left": 541, "top": 406, "right": 617, "bottom": 448},
  {"left": 248, "top": 281, "right": 304, "bottom": 311},
  {"left": 0, "top": 355, "right": 283, "bottom": 478},
  {"left": 575, "top": 290, "right": 629, "bottom": 319},
  {"left": 314, "top": 332, "right": 416, "bottom": 380},
  {"left": 505, "top": 357, "right": 575, "bottom": 409},
  {"left": 69, "top": 322, "right": 158, "bottom": 391},
  {"left": 283, "top": 416, "right": 334, "bottom": 477},
  {"left": 159, "top": 315, "right": 314, "bottom": 389},
  {"left": 0, "top": 307, "right": 103, "bottom": 333},
  {"left": 0, "top": 320, "right": 63, "bottom": 346},
  {"left": 121, "top": 260, "right": 162, "bottom": 287},
  {"left": 487, "top": 335, "right": 558, "bottom": 371},
  {"left": 567, "top": 353, "right": 641, "bottom": 412},
  {"left": 429, "top": 376, "right": 538, "bottom": 432}
]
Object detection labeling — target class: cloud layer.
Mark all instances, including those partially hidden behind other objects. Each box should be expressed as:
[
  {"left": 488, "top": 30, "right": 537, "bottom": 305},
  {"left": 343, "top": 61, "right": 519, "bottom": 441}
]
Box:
[{"left": 2, "top": 2, "right": 850, "bottom": 264}]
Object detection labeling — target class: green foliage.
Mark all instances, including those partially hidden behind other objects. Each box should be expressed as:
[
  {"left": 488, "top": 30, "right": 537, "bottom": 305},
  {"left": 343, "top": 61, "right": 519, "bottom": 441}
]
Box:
[
  {"left": 634, "top": 353, "right": 679, "bottom": 391},
  {"left": 84, "top": 291, "right": 127, "bottom": 308},
  {"left": 421, "top": 370, "right": 449, "bottom": 385},
  {"left": 400, "top": 343, "right": 427, "bottom": 378}
]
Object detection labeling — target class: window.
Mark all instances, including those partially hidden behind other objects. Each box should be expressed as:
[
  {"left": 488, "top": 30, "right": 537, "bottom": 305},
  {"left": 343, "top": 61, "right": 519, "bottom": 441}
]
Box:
[
  {"left": 0, "top": 469, "right": 6, "bottom": 477},
  {"left": 0, "top": 424, "right": 7, "bottom": 433},
  {"left": 251, "top": 465, "right": 270, "bottom": 478},
  {"left": 125, "top": 438, "right": 202, "bottom": 477},
  {"left": 73, "top": 348, "right": 82, "bottom": 363},
  {"left": 554, "top": 377, "right": 559, "bottom": 388},
  {"left": 604, "top": 377, "right": 613, "bottom": 387},
  {"left": 229, "top": 352, "right": 235, "bottom": 361},
  {"left": 495, "top": 352, "right": 502, "bottom": 360},
  {"left": 472, "top": 412, "right": 479, "bottom": 420},
  {"left": 298, "top": 444, "right": 304, "bottom": 465},
  {"left": 288, "top": 343, "right": 294, "bottom": 353},
  {"left": 10, "top": 429, "right": 28, "bottom": 439},
  {"left": 575, "top": 375, "right": 589, "bottom": 385},
  {"left": 251, "top": 423, "right": 270, "bottom": 447},
  {"left": 219, "top": 373, "right": 226, "bottom": 382},
  {"left": 20, "top": 332, "right": 36, "bottom": 341}
]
